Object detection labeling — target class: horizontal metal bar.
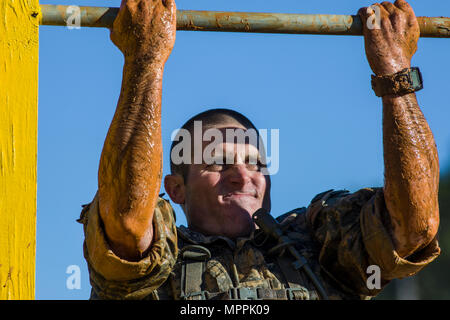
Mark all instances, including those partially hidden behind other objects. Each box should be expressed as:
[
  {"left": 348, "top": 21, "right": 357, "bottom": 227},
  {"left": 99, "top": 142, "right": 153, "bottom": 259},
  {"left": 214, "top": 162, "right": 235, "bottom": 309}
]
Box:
[{"left": 39, "top": 4, "right": 450, "bottom": 38}]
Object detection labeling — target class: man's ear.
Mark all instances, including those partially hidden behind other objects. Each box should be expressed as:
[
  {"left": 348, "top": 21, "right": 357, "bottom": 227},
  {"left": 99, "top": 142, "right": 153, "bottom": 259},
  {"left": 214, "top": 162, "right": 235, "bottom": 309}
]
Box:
[{"left": 164, "top": 174, "right": 186, "bottom": 205}]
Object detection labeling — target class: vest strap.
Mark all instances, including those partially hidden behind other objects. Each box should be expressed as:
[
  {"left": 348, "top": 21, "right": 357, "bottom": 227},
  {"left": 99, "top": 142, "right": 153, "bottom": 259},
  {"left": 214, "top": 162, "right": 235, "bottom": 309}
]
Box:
[
  {"left": 179, "top": 245, "right": 211, "bottom": 300},
  {"left": 277, "top": 256, "right": 314, "bottom": 300}
]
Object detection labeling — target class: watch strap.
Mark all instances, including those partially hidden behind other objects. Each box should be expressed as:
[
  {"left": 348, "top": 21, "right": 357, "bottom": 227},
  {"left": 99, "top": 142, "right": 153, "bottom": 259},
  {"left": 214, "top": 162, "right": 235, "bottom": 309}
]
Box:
[{"left": 371, "top": 67, "right": 423, "bottom": 97}]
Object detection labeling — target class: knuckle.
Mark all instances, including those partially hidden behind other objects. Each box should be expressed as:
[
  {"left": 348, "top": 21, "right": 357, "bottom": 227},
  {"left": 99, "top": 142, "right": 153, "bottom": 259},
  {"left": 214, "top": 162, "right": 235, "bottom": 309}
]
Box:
[
  {"left": 137, "top": 0, "right": 148, "bottom": 11},
  {"left": 391, "top": 11, "right": 401, "bottom": 21},
  {"left": 407, "top": 16, "right": 417, "bottom": 27},
  {"left": 358, "top": 7, "right": 369, "bottom": 18},
  {"left": 395, "top": 0, "right": 412, "bottom": 11},
  {"left": 371, "top": 3, "right": 381, "bottom": 11},
  {"left": 367, "top": 3, "right": 379, "bottom": 11},
  {"left": 380, "top": 17, "right": 391, "bottom": 28},
  {"left": 125, "top": 1, "right": 135, "bottom": 10}
]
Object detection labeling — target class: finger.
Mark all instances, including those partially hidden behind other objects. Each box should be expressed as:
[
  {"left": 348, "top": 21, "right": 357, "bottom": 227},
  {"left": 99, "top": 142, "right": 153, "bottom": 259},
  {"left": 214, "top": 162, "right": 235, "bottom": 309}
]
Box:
[
  {"left": 395, "top": 0, "right": 417, "bottom": 27},
  {"left": 358, "top": 6, "right": 378, "bottom": 26},
  {"left": 370, "top": 3, "right": 394, "bottom": 32},
  {"left": 162, "top": 0, "right": 176, "bottom": 10},
  {"left": 375, "top": 3, "right": 390, "bottom": 18},
  {"left": 394, "top": 0, "right": 413, "bottom": 13},
  {"left": 359, "top": 4, "right": 387, "bottom": 32},
  {"left": 364, "top": 3, "right": 390, "bottom": 20},
  {"left": 121, "top": 0, "right": 137, "bottom": 9},
  {"left": 381, "top": 1, "right": 396, "bottom": 15},
  {"left": 358, "top": 6, "right": 369, "bottom": 21}
]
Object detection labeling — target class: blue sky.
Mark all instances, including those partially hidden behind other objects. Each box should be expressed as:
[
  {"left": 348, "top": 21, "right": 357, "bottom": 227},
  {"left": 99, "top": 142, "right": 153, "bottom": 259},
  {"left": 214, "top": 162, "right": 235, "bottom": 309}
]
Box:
[{"left": 36, "top": 0, "right": 450, "bottom": 299}]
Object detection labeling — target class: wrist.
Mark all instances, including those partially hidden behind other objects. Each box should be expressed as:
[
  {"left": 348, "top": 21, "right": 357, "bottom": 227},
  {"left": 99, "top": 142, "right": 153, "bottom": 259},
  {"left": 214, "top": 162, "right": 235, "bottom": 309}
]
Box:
[
  {"left": 374, "top": 61, "right": 411, "bottom": 77},
  {"left": 123, "top": 54, "right": 165, "bottom": 83},
  {"left": 124, "top": 52, "right": 166, "bottom": 70},
  {"left": 381, "top": 91, "right": 416, "bottom": 101}
]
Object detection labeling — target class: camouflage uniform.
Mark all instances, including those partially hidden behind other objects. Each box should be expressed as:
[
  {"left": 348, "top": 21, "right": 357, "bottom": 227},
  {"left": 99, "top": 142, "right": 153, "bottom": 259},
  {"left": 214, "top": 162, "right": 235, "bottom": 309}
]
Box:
[{"left": 78, "top": 187, "right": 440, "bottom": 300}]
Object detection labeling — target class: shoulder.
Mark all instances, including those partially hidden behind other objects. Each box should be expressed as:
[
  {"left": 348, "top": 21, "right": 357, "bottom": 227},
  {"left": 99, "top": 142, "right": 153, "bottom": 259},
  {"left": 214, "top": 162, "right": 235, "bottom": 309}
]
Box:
[
  {"left": 276, "top": 207, "right": 306, "bottom": 224},
  {"left": 272, "top": 190, "right": 353, "bottom": 231},
  {"left": 309, "top": 189, "right": 351, "bottom": 206},
  {"left": 309, "top": 187, "right": 383, "bottom": 205},
  {"left": 156, "top": 193, "right": 177, "bottom": 225},
  {"left": 272, "top": 189, "right": 352, "bottom": 225},
  {"left": 306, "top": 187, "right": 384, "bottom": 228}
]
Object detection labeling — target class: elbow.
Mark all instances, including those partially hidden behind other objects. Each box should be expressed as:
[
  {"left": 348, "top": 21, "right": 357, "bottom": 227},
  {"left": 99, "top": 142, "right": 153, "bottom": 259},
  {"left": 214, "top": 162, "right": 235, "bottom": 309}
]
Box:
[
  {"left": 110, "top": 215, "right": 155, "bottom": 260},
  {"left": 422, "top": 210, "right": 439, "bottom": 246},
  {"left": 395, "top": 208, "right": 440, "bottom": 258},
  {"left": 384, "top": 183, "right": 440, "bottom": 257},
  {"left": 107, "top": 220, "right": 154, "bottom": 262},
  {"left": 417, "top": 197, "right": 440, "bottom": 247},
  {"left": 99, "top": 199, "right": 155, "bottom": 261}
]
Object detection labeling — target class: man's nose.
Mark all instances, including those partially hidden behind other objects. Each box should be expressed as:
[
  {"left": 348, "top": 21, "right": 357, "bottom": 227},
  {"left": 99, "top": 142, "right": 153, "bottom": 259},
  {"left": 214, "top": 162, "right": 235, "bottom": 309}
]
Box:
[{"left": 227, "top": 164, "right": 252, "bottom": 186}]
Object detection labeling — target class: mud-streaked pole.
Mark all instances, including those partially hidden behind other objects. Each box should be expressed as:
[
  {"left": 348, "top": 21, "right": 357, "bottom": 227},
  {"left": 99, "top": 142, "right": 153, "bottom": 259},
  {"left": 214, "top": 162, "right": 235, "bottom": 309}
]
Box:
[{"left": 39, "top": 4, "right": 450, "bottom": 38}]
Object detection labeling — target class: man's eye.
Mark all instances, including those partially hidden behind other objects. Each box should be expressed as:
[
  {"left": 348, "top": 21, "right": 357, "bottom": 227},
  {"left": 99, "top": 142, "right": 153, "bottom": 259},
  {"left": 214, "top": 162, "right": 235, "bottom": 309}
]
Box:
[
  {"left": 247, "top": 162, "right": 266, "bottom": 172},
  {"left": 246, "top": 164, "right": 260, "bottom": 171}
]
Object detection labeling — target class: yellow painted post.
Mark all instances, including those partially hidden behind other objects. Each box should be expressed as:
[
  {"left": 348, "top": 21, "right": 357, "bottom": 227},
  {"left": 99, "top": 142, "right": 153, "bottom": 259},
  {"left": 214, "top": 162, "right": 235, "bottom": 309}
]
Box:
[{"left": 0, "top": 0, "right": 40, "bottom": 299}]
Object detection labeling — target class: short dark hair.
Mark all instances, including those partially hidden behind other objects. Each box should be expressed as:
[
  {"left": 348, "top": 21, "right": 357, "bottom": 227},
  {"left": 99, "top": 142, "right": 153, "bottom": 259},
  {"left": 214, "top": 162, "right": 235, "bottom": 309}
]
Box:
[{"left": 170, "top": 108, "right": 258, "bottom": 181}]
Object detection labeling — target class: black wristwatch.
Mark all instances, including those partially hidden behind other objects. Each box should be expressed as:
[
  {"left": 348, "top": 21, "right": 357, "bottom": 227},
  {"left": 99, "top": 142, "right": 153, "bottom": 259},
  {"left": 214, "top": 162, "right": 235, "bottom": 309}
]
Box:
[{"left": 371, "top": 67, "right": 424, "bottom": 97}]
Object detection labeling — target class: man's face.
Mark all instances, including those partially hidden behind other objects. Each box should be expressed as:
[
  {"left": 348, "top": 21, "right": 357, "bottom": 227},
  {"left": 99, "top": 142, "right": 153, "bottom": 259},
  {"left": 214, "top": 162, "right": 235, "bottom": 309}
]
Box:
[{"left": 181, "top": 125, "right": 270, "bottom": 239}]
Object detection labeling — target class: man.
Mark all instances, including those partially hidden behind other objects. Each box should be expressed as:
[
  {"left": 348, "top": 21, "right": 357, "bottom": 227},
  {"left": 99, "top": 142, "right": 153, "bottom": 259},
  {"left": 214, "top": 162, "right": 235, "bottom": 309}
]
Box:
[{"left": 78, "top": 0, "right": 441, "bottom": 300}]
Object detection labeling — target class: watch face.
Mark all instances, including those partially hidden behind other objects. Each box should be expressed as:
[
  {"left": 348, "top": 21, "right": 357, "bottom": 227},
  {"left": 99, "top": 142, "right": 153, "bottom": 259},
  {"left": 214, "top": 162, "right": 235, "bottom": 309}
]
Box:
[{"left": 410, "top": 67, "right": 424, "bottom": 91}]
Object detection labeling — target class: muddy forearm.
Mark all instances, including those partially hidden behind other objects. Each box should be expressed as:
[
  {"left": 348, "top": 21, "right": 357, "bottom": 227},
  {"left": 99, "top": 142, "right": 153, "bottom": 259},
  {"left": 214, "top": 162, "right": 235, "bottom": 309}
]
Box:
[
  {"left": 98, "top": 57, "right": 165, "bottom": 261},
  {"left": 382, "top": 92, "right": 439, "bottom": 257}
]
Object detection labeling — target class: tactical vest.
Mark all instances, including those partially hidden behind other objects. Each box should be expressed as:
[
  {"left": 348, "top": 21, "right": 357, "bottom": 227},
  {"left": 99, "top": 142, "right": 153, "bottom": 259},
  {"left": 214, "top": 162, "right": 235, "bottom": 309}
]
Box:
[{"left": 153, "top": 208, "right": 329, "bottom": 300}]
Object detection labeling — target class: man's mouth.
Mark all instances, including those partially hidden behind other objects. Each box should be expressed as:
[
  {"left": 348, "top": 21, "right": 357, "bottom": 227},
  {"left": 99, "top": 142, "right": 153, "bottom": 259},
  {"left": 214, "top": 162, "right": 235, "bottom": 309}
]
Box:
[{"left": 223, "top": 191, "right": 257, "bottom": 200}]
